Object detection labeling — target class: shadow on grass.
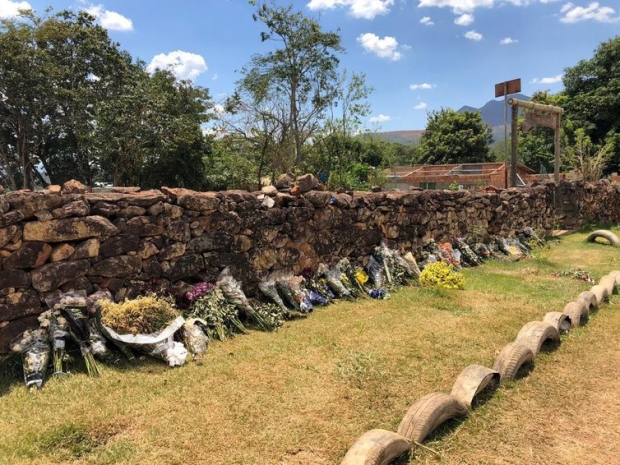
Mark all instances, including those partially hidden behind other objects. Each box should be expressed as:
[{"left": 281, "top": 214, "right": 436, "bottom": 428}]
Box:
[
  {"left": 0, "top": 353, "right": 24, "bottom": 396},
  {"left": 471, "top": 380, "right": 500, "bottom": 410},
  {"left": 540, "top": 338, "right": 562, "bottom": 355},
  {"left": 0, "top": 343, "right": 156, "bottom": 397}
]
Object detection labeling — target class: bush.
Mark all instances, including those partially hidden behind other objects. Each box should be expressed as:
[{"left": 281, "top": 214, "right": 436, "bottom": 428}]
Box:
[{"left": 420, "top": 261, "right": 466, "bottom": 290}]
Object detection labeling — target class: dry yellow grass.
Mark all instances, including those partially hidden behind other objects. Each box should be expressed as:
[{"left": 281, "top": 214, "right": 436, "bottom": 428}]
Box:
[{"left": 0, "top": 229, "right": 619, "bottom": 465}]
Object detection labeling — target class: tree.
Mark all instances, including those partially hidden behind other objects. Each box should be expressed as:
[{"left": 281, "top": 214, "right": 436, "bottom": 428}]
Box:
[
  {"left": 417, "top": 109, "right": 494, "bottom": 165},
  {"left": 562, "top": 128, "right": 613, "bottom": 182},
  {"left": 0, "top": 9, "right": 132, "bottom": 188},
  {"left": 240, "top": 1, "right": 343, "bottom": 169},
  {"left": 562, "top": 36, "right": 620, "bottom": 170},
  {"left": 316, "top": 70, "right": 373, "bottom": 185},
  {"left": 204, "top": 136, "right": 258, "bottom": 191},
  {"left": 1, "top": 8, "right": 212, "bottom": 190},
  {"left": 95, "top": 66, "right": 212, "bottom": 189},
  {"left": 221, "top": 84, "right": 291, "bottom": 189}
]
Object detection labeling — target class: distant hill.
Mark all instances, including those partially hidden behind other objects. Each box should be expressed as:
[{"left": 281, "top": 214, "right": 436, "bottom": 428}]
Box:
[
  {"left": 458, "top": 93, "right": 530, "bottom": 126},
  {"left": 372, "top": 94, "right": 530, "bottom": 145},
  {"left": 372, "top": 130, "right": 424, "bottom": 145}
]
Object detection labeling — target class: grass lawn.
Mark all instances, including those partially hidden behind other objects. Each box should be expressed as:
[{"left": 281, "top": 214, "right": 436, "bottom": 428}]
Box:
[{"left": 1, "top": 229, "right": 619, "bottom": 465}]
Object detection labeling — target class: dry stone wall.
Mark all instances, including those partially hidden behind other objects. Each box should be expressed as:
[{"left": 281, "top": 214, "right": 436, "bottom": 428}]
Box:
[{"left": 1, "top": 179, "right": 619, "bottom": 352}]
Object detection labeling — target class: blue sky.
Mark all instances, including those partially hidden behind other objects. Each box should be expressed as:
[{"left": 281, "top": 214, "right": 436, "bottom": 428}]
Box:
[{"left": 2, "top": 0, "right": 619, "bottom": 131}]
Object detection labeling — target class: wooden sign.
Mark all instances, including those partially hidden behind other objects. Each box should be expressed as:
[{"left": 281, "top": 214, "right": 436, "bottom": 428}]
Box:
[
  {"left": 495, "top": 78, "right": 521, "bottom": 98},
  {"left": 522, "top": 111, "right": 557, "bottom": 132}
]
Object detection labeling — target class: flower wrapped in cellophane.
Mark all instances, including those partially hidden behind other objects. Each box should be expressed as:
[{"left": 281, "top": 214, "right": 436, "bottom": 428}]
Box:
[
  {"left": 10, "top": 328, "right": 51, "bottom": 390},
  {"left": 98, "top": 295, "right": 187, "bottom": 367},
  {"left": 181, "top": 318, "right": 210, "bottom": 364},
  {"left": 217, "top": 267, "right": 275, "bottom": 331}
]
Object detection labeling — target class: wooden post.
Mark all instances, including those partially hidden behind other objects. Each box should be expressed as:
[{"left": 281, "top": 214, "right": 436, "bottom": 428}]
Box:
[
  {"left": 504, "top": 84, "right": 508, "bottom": 189},
  {"left": 508, "top": 98, "right": 564, "bottom": 184},
  {"left": 554, "top": 113, "right": 561, "bottom": 182},
  {"left": 511, "top": 104, "right": 518, "bottom": 187}
]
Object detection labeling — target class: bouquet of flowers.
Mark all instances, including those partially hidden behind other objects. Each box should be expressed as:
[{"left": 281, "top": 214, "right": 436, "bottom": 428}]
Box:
[
  {"left": 217, "top": 267, "right": 274, "bottom": 331},
  {"left": 338, "top": 258, "right": 367, "bottom": 297},
  {"left": 366, "top": 255, "right": 385, "bottom": 289},
  {"left": 276, "top": 276, "right": 313, "bottom": 313},
  {"left": 322, "top": 264, "right": 352, "bottom": 298},
  {"left": 181, "top": 318, "right": 209, "bottom": 364},
  {"left": 401, "top": 252, "right": 422, "bottom": 278},
  {"left": 453, "top": 238, "right": 482, "bottom": 267},
  {"left": 258, "top": 280, "right": 288, "bottom": 311},
  {"left": 10, "top": 328, "right": 51, "bottom": 390},
  {"left": 185, "top": 288, "right": 247, "bottom": 341},
  {"left": 99, "top": 295, "right": 186, "bottom": 366},
  {"left": 37, "top": 309, "right": 70, "bottom": 377},
  {"left": 253, "top": 302, "right": 292, "bottom": 329}
]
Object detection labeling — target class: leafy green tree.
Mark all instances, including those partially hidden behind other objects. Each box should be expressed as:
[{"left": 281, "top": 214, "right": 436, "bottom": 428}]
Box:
[
  {"left": 562, "top": 36, "right": 620, "bottom": 170},
  {"left": 204, "top": 136, "right": 259, "bottom": 191},
  {"left": 1, "top": 9, "right": 54, "bottom": 189},
  {"left": 417, "top": 109, "right": 494, "bottom": 165},
  {"left": 562, "top": 128, "right": 614, "bottom": 182},
  {"left": 240, "top": 1, "right": 343, "bottom": 169},
  {"left": 1, "top": 8, "right": 212, "bottom": 190},
  {"left": 0, "top": 9, "right": 132, "bottom": 188},
  {"left": 95, "top": 66, "right": 211, "bottom": 189}
]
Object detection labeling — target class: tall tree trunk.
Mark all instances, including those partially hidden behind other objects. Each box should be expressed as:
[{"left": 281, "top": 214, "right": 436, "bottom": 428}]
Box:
[
  {"left": 18, "top": 118, "right": 34, "bottom": 190},
  {"left": 0, "top": 146, "right": 18, "bottom": 190}
]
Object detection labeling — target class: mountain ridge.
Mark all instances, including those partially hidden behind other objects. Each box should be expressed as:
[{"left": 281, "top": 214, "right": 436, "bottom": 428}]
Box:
[{"left": 372, "top": 94, "right": 530, "bottom": 145}]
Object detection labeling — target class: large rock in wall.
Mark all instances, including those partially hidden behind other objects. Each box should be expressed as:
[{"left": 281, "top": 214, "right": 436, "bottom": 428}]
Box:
[{"left": 1, "top": 180, "right": 620, "bottom": 352}]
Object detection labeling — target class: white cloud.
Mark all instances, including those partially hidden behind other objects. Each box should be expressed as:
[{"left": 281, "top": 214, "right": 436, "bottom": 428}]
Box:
[
  {"left": 409, "top": 83, "right": 435, "bottom": 90},
  {"left": 0, "top": 0, "right": 31, "bottom": 19},
  {"left": 500, "top": 37, "right": 518, "bottom": 44},
  {"left": 420, "top": 16, "right": 434, "bottom": 25},
  {"left": 454, "top": 13, "right": 474, "bottom": 25},
  {"left": 307, "top": 0, "right": 394, "bottom": 19},
  {"left": 417, "top": 0, "right": 494, "bottom": 14},
  {"left": 414, "top": 102, "right": 428, "bottom": 110},
  {"left": 464, "top": 30, "right": 483, "bottom": 40},
  {"left": 357, "top": 33, "right": 402, "bottom": 61},
  {"left": 84, "top": 4, "right": 133, "bottom": 31},
  {"left": 212, "top": 74, "right": 219, "bottom": 81},
  {"left": 369, "top": 114, "right": 391, "bottom": 123},
  {"left": 147, "top": 51, "right": 208, "bottom": 81},
  {"left": 531, "top": 74, "right": 563, "bottom": 84},
  {"left": 417, "top": 0, "right": 561, "bottom": 13},
  {"left": 560, "top": 2, "right": 620, "bottom": 23}
]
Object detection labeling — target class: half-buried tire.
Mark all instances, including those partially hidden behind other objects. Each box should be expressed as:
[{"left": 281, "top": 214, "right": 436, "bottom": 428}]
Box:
[
  {"left": 450, "top": 364, "right": 499, "bottom": 409},
  {"left": 340, "top": 429, "right": 411, "bottom": 465},
  {"left": 563, "top": 301, "right": 589, "bottom": 328},
  {"left": 543, "top": 311, "right": 572, "bottom": 333},
  {"left": 515, "top": 321, "right": 560, "bottom": 356},
  {"left": 586, "top": 230, "right": 620, "bottom": 247},
  {"left": 492, "top": 342, "right": 534, "bottom": 382},
  {"left": 577, "top": 291, "right": 598, "bottom": 313},
  {"left": 397, "top": 393, "right": 468, "bottom": 444},
  {"left": 590, "top": 284, "right": 609, "bottom": 306},
  {"left": 599, "top": 275, "right": 617, "bottom": 296}
]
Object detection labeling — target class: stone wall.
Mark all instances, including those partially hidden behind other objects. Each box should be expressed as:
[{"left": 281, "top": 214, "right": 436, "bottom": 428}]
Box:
[{"left": 1, "top": 179, "right": 619, "bottom": 352}]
